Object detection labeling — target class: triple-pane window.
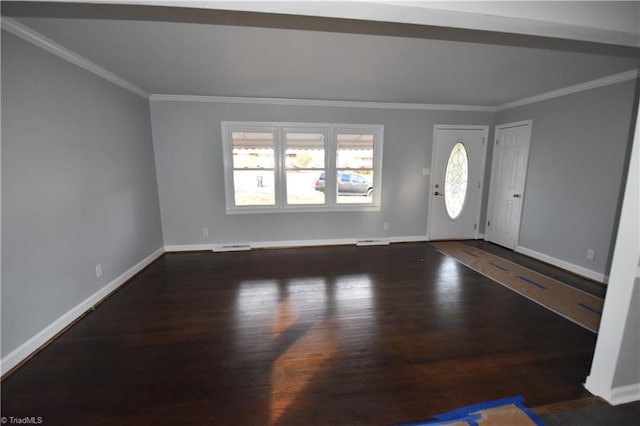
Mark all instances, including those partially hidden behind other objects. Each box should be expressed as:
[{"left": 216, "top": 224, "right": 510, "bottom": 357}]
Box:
[{"left": 222, "top": 122, "right": 383, "bottom": 213}]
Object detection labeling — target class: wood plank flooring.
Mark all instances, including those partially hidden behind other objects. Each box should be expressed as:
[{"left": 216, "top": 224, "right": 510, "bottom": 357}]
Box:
[
  {"left": 1, "top": 243, "right": 597, "bottom": 425},
  {"left": 464, "top": 240, "right": 607, "bottom": 299}
]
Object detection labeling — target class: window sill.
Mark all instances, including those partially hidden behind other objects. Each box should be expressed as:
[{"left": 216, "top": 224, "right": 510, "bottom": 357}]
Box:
[{"left": 225, "top": 204, "right": 382, "bottom": 214}]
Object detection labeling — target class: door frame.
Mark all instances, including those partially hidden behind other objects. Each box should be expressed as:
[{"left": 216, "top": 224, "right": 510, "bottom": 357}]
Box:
[
  {"left": 427, "top": 124, "right": 489, "bottom": 240},
  {"left": 485, "top": 119, "right": 533, "bottom": 249}
]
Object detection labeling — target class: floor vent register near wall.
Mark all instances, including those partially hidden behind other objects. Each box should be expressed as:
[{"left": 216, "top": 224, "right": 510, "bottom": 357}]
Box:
[
  {"left": 212, "top": 244, "right": 252, "bottom": 252},
  {"left": 356, "top": 239, "right": 390, "bottom": 246}
]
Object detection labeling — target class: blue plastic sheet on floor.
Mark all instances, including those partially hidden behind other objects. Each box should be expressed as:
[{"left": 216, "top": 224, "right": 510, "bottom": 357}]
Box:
[{"left": 398, "top": 396, "right": 545, "bottom": 426}]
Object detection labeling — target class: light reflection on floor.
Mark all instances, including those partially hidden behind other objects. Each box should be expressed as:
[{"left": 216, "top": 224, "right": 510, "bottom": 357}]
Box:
[
  {"left": 269, "top": 318, "right": 338, "bottom": 425},
  {"left": 272, "top": 279, "right": 327, "bottom": 338},
  {"left": 435, "top": 256, "right": 464, "bottom": 313},
  {"left": 233, "top": 280, "right": 280, "bottom": 351},
  {"left": 437, "top": 256, "right": 462, "bottom": 277},
  {"left": 334, "top": 274, "right": 374, "bottom": 314},
  {"left": 233, "top": 274, "right": 375, "bottom": 424}
]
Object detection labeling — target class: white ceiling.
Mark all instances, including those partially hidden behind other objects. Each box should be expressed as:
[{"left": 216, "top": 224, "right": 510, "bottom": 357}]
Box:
[{"left": 3, "top": 1, "right": 639, "bottom": 106}]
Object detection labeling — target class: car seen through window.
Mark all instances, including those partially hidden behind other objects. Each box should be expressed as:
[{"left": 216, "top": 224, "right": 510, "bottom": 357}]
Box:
[{"left": 314, "top": 172, "right": 373, "bottom": 197}]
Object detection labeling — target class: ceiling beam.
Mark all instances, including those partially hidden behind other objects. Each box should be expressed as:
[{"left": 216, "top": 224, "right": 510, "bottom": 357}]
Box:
[{"left": 3, "top": 1, "right": 639, "bottom": 58}]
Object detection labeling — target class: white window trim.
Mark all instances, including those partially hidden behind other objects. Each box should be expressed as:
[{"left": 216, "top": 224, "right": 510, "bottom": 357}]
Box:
[{"left": 221, "top": 121, "right": 384, "bottom": 214}]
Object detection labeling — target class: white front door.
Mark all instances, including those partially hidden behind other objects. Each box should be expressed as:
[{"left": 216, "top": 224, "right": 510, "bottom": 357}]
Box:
[
  {"left": 428, "top": 125, "right": 488, "bottom": 240},
  {"left": 486, "top": 120, "right": 532, "bottom": 249}
]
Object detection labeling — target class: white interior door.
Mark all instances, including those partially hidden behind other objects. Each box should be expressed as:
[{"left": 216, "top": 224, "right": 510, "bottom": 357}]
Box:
[
  {"left": 428, "top": 125, "right": 488, "bottom": 240},
  {"left": 486, "top": 120, "right": 532, "bottom": 249}
]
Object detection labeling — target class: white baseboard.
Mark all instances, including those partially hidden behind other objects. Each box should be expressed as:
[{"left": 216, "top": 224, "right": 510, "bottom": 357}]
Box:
[
  {"left": 251, "top": 238, "right": 356, "bottom": 249},
  {"left": 515, "top": 245, "right": 608, "bottom": 283},
  {"left": 165, "top": 236, "right": 428, "bottom": 252},
  {"left": 164, "top": 243, "right": 213, "bottom": 252},
  {"left": 585, "top": 378, "right": 640, "bottom": 405},
  {"left": 0, "top": 246, "right": 165, "bottom": 377},
  {"left": 390, "top": 235, "right": 428, "bottom": 243},
  {"left": 610, "top": 383, "right": 640, "bottom": 405}
]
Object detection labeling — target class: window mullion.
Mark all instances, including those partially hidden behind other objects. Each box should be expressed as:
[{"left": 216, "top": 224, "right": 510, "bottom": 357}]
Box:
[
  {"left": 222, "top": 124, "right": 235, "bottom": 210},
  {"left": 326, "top": 128, "right": 337, "bottom": 208},
  {"left": 274, "top": 127, "right": 286, "bottom": 209}
]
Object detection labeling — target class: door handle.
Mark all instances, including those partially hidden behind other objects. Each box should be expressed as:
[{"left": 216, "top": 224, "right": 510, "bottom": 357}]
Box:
[
  {"left": 513, "top": 193, "right": 521, "bottom": 198},
  {"left": 434, "top": 191, "right": 443, "bottom": 196}
]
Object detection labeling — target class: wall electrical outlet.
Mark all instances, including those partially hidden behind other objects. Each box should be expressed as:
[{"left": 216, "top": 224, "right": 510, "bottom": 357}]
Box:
[
  {"left": 95, "top": 264, "right": 102, "bottom": 278},
  {"left": 202, "top": 228, "right": 209, "bottom": 237},
  {"left": 586, "top": 249, "right": 596, "bottom": 260}
]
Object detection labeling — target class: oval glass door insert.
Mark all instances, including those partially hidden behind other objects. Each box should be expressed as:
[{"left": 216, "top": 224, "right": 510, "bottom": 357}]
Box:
[{"left": 444, "top": 142, "right": 469, "bottom": 219}]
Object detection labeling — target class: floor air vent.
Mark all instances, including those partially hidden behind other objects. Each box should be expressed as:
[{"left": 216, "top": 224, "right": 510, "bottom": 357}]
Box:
[
  {"left": 356, "top": 239, "right": 390, "bottom": 246},
  {"left": 212, "top": 244, "right": 252, "bottom": 252}
]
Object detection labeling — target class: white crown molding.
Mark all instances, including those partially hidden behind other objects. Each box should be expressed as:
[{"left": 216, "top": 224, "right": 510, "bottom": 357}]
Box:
[
  {"left": 3, "top": 17, "right": 636, "bottom": 113},
  {"left": 497, "top": 69, "right": 639, "bottom": 111},
  {"left": 1, "top": 17, "right": 150, "bottom": 99},
  {"left": 151, "top": 67, "right": 639, "bottom": 112},
  {"left": 149, "top": 94, "right": 497, "bottom": 112}
]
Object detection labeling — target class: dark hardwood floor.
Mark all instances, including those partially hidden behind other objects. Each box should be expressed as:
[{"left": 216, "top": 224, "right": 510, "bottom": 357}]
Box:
[{"left": 1, "top": 243, "right": 597, "bottom": 425}]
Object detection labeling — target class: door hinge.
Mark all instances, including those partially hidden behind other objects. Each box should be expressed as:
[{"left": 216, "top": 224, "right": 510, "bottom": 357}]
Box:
[
  {"left": 495, "top": 139, "right": 499, "bottom": 145},
  {"left": 478, "top": 182, "right": 481, "bottom": 189},
  {"left": 487, "top": 220, "right": 491, "bottom": 227},
  {"left": 482, "top": 137, "right": 485, "bottom": 145},
  {"left": 474, "top": 223, "right": 477, "bottom": 230}
]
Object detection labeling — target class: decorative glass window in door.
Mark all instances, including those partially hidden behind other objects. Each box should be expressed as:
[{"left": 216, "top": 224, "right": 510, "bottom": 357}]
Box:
[{"left": 444, "top": 141, "right": 469, "bottom": 219}]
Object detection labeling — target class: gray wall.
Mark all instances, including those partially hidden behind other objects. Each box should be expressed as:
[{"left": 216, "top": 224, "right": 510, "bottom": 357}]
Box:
[
  {"left": 1, "top": 32, "right": 163, "bottom": 357},
  {"left": 150, "top": 101, "right": 494, "bottom": 246},
  {"left": 3, "top": 23, "right": 636, "bottom": 363},
  {"left": 152, "top": 79, "right": 636, "bottom": 278},
  {"left": 496, "top": 79, "right": 638, "bottom": 277}
]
